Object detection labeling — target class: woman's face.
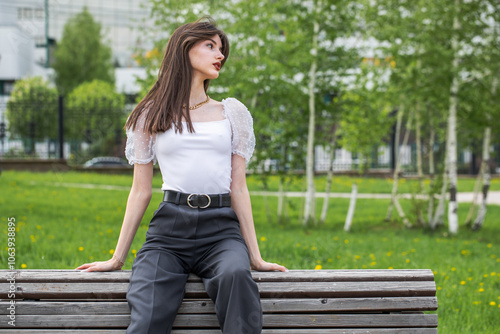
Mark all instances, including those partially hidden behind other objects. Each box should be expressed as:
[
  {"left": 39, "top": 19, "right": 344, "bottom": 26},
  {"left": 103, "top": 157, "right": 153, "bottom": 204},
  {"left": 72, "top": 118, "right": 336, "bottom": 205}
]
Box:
[{"left": 189, "top": 34, "right": 225, "bottom": 81}]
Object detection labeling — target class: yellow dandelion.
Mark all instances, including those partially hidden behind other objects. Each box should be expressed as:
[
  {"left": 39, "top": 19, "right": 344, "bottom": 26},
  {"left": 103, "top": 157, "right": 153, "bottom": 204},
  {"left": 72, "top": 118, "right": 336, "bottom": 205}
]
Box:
[
  {"left": 370, "top": 261, "right": 376, "bottom": 266},
  {"left": 479, "top": 288, "right": 485, "bottom": 292},
  {"left": 388, "top": 267, "right": 394, "bottom": 269},
  {"left": 437, "top": 287, "right": 442, "bottom": 290},
  {"left": 311, "top": 246, "right": 317, "bottom": 250},
  {"left": 387, "top": 251, "right": 392, "bottom": 256},
  {"left": 451, "top": 267, "right": 456, "bottom": 271},
  {"left": 344, "top": 240, "right": 349, "bottom": 244},
  {"left": 468, "top": 277, "right": 472, "bottom": 281},
  {"left": 78, "top": 247, "right": 84, "bottom": 251},
  {"left": 30, "top": 235, "right": 36, "bottom": 242},
  {"left": 490, "top": 301, "right": 496, "bottom": 306},
  {"left": 132, "top": 249, "right": 137, "bottom": 254},
  {"left": 315, "top": 265, "right": 322, "bottom": 270},
  {"left": 406, "top": 259, "right": 410, "bottom": 264},
  {"left": 487, "top": 243, "right": 492, "bottom": 248},
  {"left": 109, "top": 249, "right": 115, "bottom": 255},
  {"left": 484, "top": 274, "right": 488, "bottom": 278},
  {"left": 473, "top": 301, "right": 481, "bottom": 305},
  {"left": 36, "top": 225, "right": 41, "bottom": 230},
  {"left": 491, "top": 272, "right": 496, "bottom": 276},
  {"left": 21, "top": 264, "right": 27, "bottom": 269},
  {"left": 460, "top": 281, "right": 466, "bottom": 285},
  {"left": 480, "top": 282, "right": 484, "bottom": 286},
  {"left": 355, "top": 255, "right": 361, "bottom": 259},
  {"left": 327, "top": 259, "right": 332, "bottom": 262},
  {"left": 260, "top": 236, "right": 267, "bottom": 242},
  {"left": 296, "top": 243, "right": 301, "bottom": 247}
]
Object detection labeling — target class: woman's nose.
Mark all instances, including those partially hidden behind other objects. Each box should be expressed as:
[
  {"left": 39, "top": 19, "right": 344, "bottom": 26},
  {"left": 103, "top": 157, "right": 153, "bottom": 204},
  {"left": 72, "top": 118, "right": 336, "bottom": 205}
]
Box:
[{"left": 217, "top": 51, "right": 224, "bottom": 60}]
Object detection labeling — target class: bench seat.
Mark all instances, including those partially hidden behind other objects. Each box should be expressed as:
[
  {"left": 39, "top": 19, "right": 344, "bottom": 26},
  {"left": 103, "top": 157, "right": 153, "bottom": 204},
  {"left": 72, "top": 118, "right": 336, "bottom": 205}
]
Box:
[{"left": 0, "top": 269, "right": 438, "bottom": 333}]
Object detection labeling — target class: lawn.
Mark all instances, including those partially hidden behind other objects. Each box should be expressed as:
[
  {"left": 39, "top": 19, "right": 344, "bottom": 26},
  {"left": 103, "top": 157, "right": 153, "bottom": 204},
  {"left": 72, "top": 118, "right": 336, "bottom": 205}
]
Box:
[{"left": 1, "top": 170, "right": 499, "bottom": 333}]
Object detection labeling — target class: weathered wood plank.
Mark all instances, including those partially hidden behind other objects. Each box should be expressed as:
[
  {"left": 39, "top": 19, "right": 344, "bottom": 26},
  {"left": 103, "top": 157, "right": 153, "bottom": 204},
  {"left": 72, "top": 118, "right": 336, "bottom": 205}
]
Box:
[
  {"left": 0, "top": 281, "right": 436, "bottom": 300},
  {"left": 0, "top": 314, "right": 437, "bottom": 329},
  {"left": 0, "top": 329, "right": 439, "bottom": 334},
  {"left": 0, "top": 297, "right": 438, "bottom": 315},
  {"left": 0, "top": 269, "right": 435, "bottom": 283}
]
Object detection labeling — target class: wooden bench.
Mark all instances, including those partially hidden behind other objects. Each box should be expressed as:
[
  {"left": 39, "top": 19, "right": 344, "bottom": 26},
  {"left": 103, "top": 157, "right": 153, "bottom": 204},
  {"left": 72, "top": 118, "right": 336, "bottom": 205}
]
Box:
[{"left": 0, "top": 269, "right": 437, "bottom": 333}]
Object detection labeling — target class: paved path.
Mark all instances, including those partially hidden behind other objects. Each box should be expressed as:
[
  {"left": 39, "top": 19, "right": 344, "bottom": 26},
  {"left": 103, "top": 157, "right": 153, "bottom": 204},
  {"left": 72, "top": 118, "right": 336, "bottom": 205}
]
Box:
[
  {"left": 31, "top": 181, "right": 500, "bottom": 206},
  {"left": 251, "top": 191, "right": 500, "bottom": 206}
]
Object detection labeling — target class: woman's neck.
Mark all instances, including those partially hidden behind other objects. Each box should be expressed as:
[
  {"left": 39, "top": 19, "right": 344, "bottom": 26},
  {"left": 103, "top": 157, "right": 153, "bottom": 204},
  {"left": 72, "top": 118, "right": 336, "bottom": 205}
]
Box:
[{"left": 190, "top": 79, "right": 207, "bottom": 105}]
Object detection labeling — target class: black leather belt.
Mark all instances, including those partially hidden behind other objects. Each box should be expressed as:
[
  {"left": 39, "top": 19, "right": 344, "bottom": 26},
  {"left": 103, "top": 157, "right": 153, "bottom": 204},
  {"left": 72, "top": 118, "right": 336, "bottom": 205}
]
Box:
[{"left": 163, "top": 190, "right": 231, "bottom": 209}]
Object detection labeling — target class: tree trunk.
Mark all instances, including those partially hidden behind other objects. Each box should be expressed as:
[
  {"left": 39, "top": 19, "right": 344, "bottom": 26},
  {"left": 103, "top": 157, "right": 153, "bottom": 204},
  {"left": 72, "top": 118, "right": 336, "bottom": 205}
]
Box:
[
  {"left": 447, "top": 0, "right": 461, "bottom": 235},
  {"left": 344, "top": 183, "right": 357, "bottom": 232},
  {"left": 464, "top": 163, "right": 483, "bottom": 226},
  {"left": 427, "top": 125, "right": 435, "bottom": 225},
  {"left": 320, "top": 126, "right": 337, "bottom": 224},
  {"left": 277, "top": 176, "right": 285, "bottom": 220},
  {"left": 472, "top": 73, "right": 498, "bottom": 230},
  {"left": 431, "top": 128, "right": 449, "bottom": 229},
  {"left": 414, "top": 99, "right": 425, "bottom": 225},
  {"left": 386, "top": 106, "right": 403, "bottom": 220},
  {"left": 303, "top": 8, "right": 320, "bottom": 225},
  {"left": 387, "top": 106, "right": 412, "bottom": 227},
  {"left": 472, "top": 127, "right": 491, "bottom": 230}
]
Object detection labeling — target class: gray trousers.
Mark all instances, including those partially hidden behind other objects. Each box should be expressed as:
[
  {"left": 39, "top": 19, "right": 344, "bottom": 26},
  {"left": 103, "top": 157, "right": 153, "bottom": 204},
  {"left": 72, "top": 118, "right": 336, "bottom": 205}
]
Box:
[{"left": 126, "top": 201, "right": 262, "bottom": 334}]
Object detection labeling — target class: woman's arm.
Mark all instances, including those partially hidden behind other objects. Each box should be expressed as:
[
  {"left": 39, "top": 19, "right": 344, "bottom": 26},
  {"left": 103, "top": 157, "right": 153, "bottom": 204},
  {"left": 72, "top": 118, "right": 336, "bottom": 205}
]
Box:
[
  {"left": 75, "top": 162, "right": 154, "bottom": 271},
  {"left": 230, "top": 155, "right": 287, "bottom": 272}
]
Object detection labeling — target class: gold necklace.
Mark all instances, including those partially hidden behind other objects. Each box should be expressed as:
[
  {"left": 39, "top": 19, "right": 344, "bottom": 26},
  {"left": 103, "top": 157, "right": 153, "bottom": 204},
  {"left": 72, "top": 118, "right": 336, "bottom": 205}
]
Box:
[{"left": 188, "top": 95, "right": 210, "bottom": 110}]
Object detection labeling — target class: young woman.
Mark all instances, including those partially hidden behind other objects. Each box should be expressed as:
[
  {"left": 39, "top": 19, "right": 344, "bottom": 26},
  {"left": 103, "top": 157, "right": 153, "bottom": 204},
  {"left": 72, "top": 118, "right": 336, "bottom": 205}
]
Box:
[{"left": 76, "top": 17, "right": 287, "bottom": 333}]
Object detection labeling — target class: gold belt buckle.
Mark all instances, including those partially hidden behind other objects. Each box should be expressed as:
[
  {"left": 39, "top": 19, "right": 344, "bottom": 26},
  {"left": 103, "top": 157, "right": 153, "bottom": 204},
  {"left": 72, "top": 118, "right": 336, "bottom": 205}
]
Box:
[{"left": 187, "top": 194, "right": 211, "bottom": 209}]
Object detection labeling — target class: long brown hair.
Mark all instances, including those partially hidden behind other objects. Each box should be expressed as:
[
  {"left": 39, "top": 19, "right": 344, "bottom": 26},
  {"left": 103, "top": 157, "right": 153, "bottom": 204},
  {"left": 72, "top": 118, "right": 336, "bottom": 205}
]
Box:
[{"left": 125, "top": 16, "right": 229, "bottom": 134}]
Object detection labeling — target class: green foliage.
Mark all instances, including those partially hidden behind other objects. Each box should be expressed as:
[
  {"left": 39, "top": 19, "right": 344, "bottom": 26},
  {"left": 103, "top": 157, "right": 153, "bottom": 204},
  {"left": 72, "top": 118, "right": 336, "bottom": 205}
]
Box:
[
  {"left": 6, "top": 77, "right": 59, "bottom": 153},
  {"left": 337, "top": 73, "right": 394, "bottom": 172},
  {"left": 66, "top": 80, "right": 125, "bottom": 160},
  {"left": 52, "top": 7, "right": 114, "bottom": 96}
]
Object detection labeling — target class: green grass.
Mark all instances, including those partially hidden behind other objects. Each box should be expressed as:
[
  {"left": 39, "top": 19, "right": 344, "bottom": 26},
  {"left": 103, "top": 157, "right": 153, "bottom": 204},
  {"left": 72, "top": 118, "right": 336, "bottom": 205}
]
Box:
[{"left": 1, "top": 171, "right": 499, "bottom": 333}]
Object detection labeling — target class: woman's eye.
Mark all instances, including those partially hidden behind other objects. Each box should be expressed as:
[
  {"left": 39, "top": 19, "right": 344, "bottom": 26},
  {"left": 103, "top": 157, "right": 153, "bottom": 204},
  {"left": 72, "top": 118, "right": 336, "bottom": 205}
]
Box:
[{"left": 207, "top": 43, "right": 213, "bottom": 49}]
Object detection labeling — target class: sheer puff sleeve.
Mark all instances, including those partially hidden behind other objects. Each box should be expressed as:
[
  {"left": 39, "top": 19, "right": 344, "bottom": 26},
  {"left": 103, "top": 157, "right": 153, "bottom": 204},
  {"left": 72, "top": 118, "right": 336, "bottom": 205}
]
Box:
[
  {"left": 222, "top": 98, "right": 256, "bottom": 164},
  {"left": 124, "top": 111, "right": 157, "bottom": 165}
]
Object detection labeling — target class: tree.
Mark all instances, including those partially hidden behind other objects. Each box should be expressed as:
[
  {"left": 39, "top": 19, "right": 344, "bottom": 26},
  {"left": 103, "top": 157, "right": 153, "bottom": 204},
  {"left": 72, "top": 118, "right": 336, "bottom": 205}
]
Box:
[
  {"left": 6, "top": 77, "right": 58, "bottom": 155},
  {"left": 66, "top": 80, "right": 125, "bottom": 160},
  {"left": 52, "top": 7, "right": 114, "bottom": 96}
]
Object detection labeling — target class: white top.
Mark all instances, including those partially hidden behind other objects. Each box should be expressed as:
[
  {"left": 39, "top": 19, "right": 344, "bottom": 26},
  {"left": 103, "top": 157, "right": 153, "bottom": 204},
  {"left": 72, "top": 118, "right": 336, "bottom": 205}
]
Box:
[{"left": 124, "top": 98, "right": 255, "bottom": 194}]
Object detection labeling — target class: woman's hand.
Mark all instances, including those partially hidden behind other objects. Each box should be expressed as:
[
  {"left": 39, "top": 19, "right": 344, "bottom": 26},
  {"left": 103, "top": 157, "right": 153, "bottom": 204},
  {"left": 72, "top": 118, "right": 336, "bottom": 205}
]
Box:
[
  {"left": 251, "top": 258, "right": 288, "bottom": 272},
  {"left": 75, "top": 257, "right": 123, "bottom": 272}
]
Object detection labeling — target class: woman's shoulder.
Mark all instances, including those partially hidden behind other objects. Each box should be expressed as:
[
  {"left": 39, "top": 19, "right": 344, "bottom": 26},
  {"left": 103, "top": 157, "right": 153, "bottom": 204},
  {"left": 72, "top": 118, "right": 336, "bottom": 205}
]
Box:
[{"left": 221, "top": 98, "right": 251, "bottom": 117}]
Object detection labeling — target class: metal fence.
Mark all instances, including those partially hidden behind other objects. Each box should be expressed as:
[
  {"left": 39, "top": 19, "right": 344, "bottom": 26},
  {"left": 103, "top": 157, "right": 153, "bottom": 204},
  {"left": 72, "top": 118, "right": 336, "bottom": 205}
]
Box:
[{"left": 0, "top": 95, "right": 131, "bottom": 165}]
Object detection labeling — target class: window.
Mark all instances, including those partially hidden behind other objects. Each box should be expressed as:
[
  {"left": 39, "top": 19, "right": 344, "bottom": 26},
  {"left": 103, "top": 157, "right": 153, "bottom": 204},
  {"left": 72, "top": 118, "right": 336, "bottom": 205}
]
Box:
[
  {"left": 35, "top": 8, "right": 45, "bottom": 19},
  {"left": 18, "top": 8, "right": 33, "bottom": 20}
]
